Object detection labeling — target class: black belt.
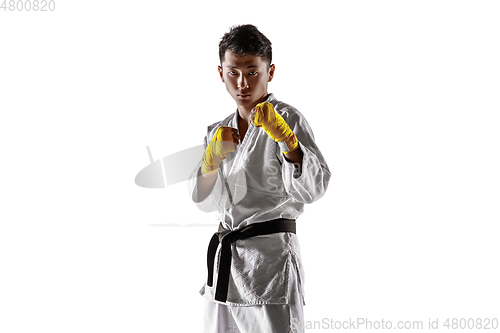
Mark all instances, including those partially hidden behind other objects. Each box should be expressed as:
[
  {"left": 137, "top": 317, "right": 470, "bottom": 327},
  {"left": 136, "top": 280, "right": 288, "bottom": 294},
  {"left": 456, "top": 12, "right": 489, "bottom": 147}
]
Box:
[{"left": 206, "top": 218, "right": 296, "bottom": 303}]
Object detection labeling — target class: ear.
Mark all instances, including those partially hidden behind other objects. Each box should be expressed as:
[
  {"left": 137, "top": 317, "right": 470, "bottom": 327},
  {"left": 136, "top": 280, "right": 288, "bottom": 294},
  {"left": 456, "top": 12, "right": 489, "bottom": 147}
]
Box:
[
  {"left": 268, "top": 64, "right": 276, "bottom": 82},
  {"left": 218, "top": 66, "right": 224, "bottom": 82}
]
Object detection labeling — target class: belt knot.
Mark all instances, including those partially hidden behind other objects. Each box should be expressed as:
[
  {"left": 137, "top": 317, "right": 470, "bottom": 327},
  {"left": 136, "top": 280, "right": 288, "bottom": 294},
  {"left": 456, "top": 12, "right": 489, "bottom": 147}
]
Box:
[{"left": 205, "top": 218, "right": 296, "bottom": 303}]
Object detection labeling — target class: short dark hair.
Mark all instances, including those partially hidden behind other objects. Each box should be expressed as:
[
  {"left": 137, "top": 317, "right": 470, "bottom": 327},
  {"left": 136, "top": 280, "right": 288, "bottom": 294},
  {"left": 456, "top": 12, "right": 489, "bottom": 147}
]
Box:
[{"left": 219, "top": 24, "right": 272, "bottom": 67}]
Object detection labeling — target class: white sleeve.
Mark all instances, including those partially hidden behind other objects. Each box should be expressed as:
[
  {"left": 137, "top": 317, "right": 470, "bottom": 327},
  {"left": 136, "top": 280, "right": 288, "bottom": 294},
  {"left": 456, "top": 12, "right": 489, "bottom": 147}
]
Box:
[
  {"left": 281, "top": 111, "right": 331, "bottom": 204},
  {"left": 188, "top": 166, "right": 225, "bottom": 213},
  {"left": 187, "top": 129, "right": 226, "bottom": 213}
]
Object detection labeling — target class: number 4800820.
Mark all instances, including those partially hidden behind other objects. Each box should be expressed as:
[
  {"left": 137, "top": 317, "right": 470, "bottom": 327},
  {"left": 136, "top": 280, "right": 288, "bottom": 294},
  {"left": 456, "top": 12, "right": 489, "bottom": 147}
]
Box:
[{"left": 1, "top": 0, "right": 56, "bottom": 11}]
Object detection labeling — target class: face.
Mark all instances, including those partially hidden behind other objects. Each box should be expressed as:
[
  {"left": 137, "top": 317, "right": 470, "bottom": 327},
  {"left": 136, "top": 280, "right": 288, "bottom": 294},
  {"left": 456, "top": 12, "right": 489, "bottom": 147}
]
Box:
[{"left": 218, "top": 50, "right": 275, "bottom": 111}]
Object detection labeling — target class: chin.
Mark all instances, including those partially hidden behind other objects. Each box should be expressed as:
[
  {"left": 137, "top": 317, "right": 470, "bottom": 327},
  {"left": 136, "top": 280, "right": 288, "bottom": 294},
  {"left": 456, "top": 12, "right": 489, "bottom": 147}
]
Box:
[{"left": 233, "top": 96, "right": 254, "bottom": 105}]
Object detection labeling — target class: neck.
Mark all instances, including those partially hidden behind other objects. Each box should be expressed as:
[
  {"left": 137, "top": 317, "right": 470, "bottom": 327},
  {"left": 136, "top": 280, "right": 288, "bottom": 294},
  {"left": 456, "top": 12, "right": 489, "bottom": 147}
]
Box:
[
  {"left": 237, "top": 93, "right": 270, "bottom": 123},
  {"left": 237, "top": 107, "right": 252, "bottom": 124}
]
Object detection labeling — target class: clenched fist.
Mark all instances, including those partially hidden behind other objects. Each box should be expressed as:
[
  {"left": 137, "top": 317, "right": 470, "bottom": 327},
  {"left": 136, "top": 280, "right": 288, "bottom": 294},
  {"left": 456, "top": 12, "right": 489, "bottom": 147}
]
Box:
[
  {"left": 252, "top": 102, "right": 298, "bottom": 154},
  {"left": 201, "top": 126, "right": 240, "bottom": 175}
]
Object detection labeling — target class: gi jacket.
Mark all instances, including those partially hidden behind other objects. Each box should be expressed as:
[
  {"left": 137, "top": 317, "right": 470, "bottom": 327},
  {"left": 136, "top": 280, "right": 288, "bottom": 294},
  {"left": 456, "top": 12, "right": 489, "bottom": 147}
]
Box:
[{"left": 189, "top": 93, "right": 331, "bottom": 306}]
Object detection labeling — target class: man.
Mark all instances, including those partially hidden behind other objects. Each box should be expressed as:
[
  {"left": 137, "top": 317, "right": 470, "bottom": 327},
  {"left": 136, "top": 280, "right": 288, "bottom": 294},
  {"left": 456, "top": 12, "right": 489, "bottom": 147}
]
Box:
[{"left": 189, "top": 24, "right": 330, "bottom": 332}]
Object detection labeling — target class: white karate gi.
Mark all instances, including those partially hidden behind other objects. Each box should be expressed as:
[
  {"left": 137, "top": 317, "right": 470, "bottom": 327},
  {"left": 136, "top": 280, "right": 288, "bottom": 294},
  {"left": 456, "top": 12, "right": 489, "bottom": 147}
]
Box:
[{"left": 189, "top": 93, "right": 330, "bottom": 332}]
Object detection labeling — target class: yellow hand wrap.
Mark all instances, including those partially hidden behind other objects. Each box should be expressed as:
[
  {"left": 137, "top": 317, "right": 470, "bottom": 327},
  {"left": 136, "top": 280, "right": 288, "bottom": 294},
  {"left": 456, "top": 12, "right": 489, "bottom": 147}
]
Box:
[
  {"left": 201, "top": 126, "right": 237, "bottom": 175},
  {"left": 254, "top": 102, "right": 299, "bottom": 154}
]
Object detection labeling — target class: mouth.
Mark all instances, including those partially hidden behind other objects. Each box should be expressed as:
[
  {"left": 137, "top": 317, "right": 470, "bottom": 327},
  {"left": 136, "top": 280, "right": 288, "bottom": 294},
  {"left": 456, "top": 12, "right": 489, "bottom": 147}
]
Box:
[{"left": 237, "top": 93, "right": 251, "bottom": 98}]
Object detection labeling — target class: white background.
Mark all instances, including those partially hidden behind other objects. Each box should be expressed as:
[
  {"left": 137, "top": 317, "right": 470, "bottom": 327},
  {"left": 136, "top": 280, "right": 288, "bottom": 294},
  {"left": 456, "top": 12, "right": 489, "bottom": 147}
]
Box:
[{"left": 1, "top": 0, "right": 499, "bottom": 332}]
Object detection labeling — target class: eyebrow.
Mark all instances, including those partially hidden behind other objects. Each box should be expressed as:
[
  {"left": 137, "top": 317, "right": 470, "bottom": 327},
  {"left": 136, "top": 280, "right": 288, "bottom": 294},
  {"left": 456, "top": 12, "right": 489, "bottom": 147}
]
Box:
[{"left": 230, "top": 65, "right": 258, "bottom": 69}]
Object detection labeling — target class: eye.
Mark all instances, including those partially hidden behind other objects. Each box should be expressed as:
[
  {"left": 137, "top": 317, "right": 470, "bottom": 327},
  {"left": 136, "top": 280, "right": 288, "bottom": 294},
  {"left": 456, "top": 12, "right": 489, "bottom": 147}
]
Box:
[{"left": 249, "top": 71, "right": 258, "bottom": 76}]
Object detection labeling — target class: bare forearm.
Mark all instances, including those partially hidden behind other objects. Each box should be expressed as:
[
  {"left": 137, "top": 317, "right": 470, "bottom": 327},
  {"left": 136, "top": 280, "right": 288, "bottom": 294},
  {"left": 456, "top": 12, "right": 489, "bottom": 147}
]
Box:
[{"left": 283, "top": 146, "right": 303, "bottom": 175}]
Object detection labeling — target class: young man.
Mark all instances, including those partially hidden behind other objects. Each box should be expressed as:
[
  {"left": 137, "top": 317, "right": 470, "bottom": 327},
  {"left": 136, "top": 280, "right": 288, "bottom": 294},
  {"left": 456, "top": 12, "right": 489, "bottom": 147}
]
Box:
[{"left": 189, "top": 24, "right": 330, "bottom": 333}]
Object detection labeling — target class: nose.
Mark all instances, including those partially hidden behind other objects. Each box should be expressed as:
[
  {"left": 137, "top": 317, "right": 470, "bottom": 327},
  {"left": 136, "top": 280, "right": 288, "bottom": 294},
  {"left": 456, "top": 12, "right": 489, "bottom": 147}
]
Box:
[{"left": 237, "top": 75, "right": 249, "bottom": 89}]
